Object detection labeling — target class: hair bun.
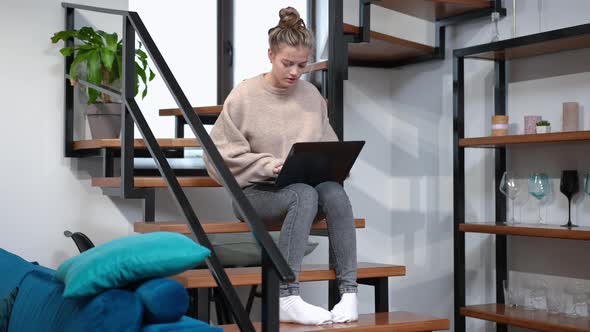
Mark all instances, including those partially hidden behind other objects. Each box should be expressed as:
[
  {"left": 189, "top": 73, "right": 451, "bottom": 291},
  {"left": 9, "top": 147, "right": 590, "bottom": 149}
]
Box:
[{"left": 278, "top": 7, "right": 305, "bottom": 30}]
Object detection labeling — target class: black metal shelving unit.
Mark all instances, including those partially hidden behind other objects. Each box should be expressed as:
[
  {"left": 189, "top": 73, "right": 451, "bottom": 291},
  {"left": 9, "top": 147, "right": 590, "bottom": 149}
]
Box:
[{"left": 454, "top": 22, "right": 590, "bottom": 332}]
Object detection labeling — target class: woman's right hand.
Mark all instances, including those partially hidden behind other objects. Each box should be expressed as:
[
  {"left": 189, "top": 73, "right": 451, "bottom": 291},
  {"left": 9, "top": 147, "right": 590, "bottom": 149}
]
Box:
[{"left": 273, "top": 161, "right": 284, "bottom": 175}]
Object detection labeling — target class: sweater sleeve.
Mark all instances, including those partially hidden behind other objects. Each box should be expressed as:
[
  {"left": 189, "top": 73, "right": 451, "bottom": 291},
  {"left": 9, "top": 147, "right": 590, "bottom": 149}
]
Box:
[
  {"left": 320, "top": 98, "right": 339, "bottom": 142},
  {"left": 204, "top": 100, "right": 283, "bottom": 188}
]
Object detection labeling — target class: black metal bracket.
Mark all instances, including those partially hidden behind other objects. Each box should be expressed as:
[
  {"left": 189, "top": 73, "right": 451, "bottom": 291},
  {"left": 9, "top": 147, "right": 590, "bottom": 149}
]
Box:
[{"left": 358, "top": 277, "right": 389, "bottom": 313}]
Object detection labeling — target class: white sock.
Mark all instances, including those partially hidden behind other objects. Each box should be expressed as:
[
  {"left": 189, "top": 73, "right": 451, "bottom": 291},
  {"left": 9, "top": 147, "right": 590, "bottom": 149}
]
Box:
[
  {"left": 330, "top": 293, "right": 358, "bottom": 323},
  {"left": 279, "top": 295, "right": 333, "bottom": 325}
]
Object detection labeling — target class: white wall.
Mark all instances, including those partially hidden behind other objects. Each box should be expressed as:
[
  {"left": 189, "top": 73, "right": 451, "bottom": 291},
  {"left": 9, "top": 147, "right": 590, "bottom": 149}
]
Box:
[{"left": 0, "top": 0, "right": 134, "bottom": 267}]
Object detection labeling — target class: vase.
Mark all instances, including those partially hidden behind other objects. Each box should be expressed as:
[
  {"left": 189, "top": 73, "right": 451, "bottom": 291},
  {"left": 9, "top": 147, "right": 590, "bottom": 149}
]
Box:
[
  {"left": 86, "top": 103, "right": 122, "bottom": 139},
  {"left": 562, "top": 102, "right": 580, "bottom": 132},
  {"left": 492, "top": 115, "right": 509, "bottom": 136}
]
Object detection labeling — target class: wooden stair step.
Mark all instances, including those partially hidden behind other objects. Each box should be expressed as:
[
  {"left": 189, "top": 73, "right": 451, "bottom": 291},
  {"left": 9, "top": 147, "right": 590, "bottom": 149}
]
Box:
[
  {"left": 374, "top": 0, "right": 492, "bottom": 21},
  {"left": 302, "top": 60, "right": 328, "bottom": 74},
  {"left": 134, "top": 218, "right": 365, "bottom": 234},
  {"left": 91, "top": 176, "right": 220, "bottom": 188},
  {"left": 159, "top": 105, "right": 223, "bottom": 117},
  {"left": 73, "top": 138, "right": 200, "bottom": 150},
  {"left": 172, "top": 263, "right": 405, "bottom": 289},
  {"left": 344, "top": 23, "right": 435, "bottom": 67},
  {"left": 221, "top": 312, "right": 450, "bottom": 331}
]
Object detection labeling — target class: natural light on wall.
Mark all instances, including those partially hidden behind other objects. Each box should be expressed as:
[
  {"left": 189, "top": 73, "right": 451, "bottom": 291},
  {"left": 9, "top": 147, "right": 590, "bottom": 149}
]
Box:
[{"left": 233, "top": 0, "right": 307, "bottom": 84}]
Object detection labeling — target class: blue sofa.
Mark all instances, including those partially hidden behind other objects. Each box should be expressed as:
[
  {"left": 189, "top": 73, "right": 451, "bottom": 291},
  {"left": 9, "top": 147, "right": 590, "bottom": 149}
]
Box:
[{"left": 0, "top": 248, "right": 222, "bottom": 332}]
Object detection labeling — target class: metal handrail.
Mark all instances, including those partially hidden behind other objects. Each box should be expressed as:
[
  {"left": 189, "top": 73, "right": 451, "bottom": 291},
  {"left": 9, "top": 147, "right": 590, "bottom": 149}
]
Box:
[{"left": 61, "top": 3, "right": 294, "bottom": 331}]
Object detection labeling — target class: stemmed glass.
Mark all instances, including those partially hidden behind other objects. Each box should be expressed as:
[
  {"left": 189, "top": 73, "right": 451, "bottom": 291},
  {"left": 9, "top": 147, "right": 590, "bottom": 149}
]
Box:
[
  {"left": 560, "top": 170, "right": 579, "bottom": 228},
  {"left": 528, "top": 173, "right": 550, "bottom": 224},
  {"left": 499, "top": 172, "right": 520, "bottom": 224}
]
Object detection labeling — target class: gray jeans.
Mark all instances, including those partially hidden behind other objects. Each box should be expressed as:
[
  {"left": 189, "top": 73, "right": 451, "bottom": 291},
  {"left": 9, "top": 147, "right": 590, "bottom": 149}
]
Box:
[{"left": 233, "top": 181, "right": 358, "bottom": 297}]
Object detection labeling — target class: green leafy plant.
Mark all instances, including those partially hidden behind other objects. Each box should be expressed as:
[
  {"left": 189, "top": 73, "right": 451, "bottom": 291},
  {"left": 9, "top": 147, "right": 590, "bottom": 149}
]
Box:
[
  {"left": 51, "top": 26, "right": 155, "bottom": 104},
  {"left": 536, "top": 120, "right": 551, "bottom": 126}
]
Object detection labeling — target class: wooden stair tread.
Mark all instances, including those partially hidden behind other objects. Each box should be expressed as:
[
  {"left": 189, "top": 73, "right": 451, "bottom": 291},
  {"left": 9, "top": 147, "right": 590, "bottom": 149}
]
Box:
[
  {"left": 302, "top": 60, "right": 329, "bottom": 74},
  {"left": 374, "top": 0, "right": 492, "bottom": 21},
  {"left": 159, "top": 105, "right": 223, "bottom": 117},
  {"left": 221, "top": 312, "right": 450, "bottom": 331},
  {"left": 172, "top": 263, "right": 406, "bottom": 288},
  {"left": 73, "top": 138, "right": 200, "bottom": 150},
  {"left": 461, "top": 304, "right": 590, "bottom": 332},
  {"left": 344, "top": 23, "right": 435, "bottom": 66},
  {"left": 91, "top": 176, "right": 220, "bottom": 188},
  {"left": 134, "top": 219, "right": 365, "bottom": 234}
]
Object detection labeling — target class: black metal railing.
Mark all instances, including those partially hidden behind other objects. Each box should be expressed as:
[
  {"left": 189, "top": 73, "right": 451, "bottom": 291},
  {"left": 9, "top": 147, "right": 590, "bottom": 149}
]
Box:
[{"left": 61, "top": 3, "right": 294, "bottom": 332}]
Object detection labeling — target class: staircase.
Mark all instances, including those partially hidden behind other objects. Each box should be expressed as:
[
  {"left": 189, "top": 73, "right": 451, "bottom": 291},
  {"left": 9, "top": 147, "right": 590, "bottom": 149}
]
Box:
[{"left": 59, "top": 1, "right": 504, "bottom": 331}]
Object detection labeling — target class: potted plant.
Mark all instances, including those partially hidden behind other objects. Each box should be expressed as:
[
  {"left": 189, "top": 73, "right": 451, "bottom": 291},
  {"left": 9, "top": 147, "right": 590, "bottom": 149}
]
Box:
[
  {"left": 51, "top": 27, "right": 155, "bottom": 139},
  {"left": 536, "top": 120, "right": 551, "bottom": 134}
]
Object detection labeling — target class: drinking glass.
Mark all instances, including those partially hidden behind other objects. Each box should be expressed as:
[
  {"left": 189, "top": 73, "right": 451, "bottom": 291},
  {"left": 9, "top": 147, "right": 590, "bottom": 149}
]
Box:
[
  {"left": 503, "top": 280, "right": 518, "bottom": 307},
  {"left": 547, "top": 288, "right": 563, "bottom": 314},
  {"left": 560, "top": 170, "right": 579, "bottom": 228},
  {"left": 585, "top": 173, "right": 590, "bottom": 196},
  {"left": 528, "top": 173, "right": 550, "bottom": 224},
  {"left": 500, "top": 172, "right": 520, "bottom": 224},
  {"left": 565, "top": 282, "right": 590, "bottom": 317}
]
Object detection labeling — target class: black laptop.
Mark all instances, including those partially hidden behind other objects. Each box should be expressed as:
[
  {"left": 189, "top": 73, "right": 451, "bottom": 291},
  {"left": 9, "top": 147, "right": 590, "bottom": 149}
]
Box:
[{"left": 249, "top": 141, "right": 365, "bottom": 187}]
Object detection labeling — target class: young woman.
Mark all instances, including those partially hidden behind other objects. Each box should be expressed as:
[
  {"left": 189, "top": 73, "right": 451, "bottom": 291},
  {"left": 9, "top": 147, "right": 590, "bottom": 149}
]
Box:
[{"left": 204, "top": 7, "right": 358, "bottom": 325}]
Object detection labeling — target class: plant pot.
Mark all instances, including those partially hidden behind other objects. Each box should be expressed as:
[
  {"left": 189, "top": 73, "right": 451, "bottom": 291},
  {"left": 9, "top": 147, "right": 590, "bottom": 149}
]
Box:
[
  {"left": 86, "top": 103, "right": 122, "bottom": 139},
  {"left": 536, "top": 126, "right": 551, "bottom": 134}
]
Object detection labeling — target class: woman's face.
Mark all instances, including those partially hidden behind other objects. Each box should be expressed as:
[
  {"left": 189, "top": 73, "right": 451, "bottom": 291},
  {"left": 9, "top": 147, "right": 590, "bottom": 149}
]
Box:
[{"left": 268, "top": 44, "right": 311, "bottom": 89}]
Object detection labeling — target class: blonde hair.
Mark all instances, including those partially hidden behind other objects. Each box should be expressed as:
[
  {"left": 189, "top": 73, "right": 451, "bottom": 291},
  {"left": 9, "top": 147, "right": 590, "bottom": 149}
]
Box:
[{"left": 268, "top": 7, "right": 314, "bottom": 53}]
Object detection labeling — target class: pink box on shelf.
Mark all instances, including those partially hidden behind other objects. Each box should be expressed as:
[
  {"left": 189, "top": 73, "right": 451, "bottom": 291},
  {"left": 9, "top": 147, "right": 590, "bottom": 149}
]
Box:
[{"left": 524, "top": 115, "right": 542, "bottom": 134}]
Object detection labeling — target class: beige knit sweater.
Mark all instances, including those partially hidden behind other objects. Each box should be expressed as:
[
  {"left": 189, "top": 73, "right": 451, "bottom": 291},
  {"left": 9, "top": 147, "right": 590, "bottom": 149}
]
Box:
[{"left": 204, "top": 74, "right": 338, "bottom": 188}]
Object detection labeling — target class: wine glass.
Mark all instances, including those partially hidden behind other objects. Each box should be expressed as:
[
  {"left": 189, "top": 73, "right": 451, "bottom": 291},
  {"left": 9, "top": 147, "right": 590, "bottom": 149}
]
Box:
[
  {"left": 499, "top": 172, "right": 520, "bottom": 224},
  {"left": 560, "top": 170, "right": 579, "bottom": 228},
  {"left": 528, "top": 173, "right": 550, "bottom": 224}
]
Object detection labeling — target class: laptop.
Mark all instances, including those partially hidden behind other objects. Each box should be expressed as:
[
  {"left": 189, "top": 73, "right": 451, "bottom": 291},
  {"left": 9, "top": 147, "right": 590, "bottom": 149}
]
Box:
[{"left": 249, "top": 141, "right": 365, "bottom": 187}]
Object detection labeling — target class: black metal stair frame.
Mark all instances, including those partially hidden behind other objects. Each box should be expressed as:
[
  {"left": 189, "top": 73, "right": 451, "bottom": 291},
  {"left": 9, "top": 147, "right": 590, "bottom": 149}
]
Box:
[
  {"left": 342, "top": 0, "right": 506, "bottom": 69},
  {"left": 61, "top": 3, "right": 294, "bottom": 332}
]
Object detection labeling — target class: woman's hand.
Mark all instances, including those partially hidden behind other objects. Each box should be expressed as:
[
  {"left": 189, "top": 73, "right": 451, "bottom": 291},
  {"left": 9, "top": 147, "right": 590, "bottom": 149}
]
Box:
[{"left": 273, "top": 161, "right": 284, "bottom": 175}]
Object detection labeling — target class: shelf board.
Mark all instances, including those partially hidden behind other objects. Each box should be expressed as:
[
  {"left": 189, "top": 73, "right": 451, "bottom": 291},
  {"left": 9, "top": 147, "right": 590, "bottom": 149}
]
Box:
[
  {"left": 460, "top": 223, "right": 590, "bottom": 241},
  {"left": 344, "top": 23, "right": 435, "bottom": 67},
  {"left": 459, "top": 131, "right": 590, "bottom": 148},
  {"left": 374, "top": 0, "right": 492, "bottom": 21},
  {"left": 455, "top": 23, "right": 590, "bottom": 60},
  {"left": 462, "top": 304, "right": 590, "bottom": 332}
]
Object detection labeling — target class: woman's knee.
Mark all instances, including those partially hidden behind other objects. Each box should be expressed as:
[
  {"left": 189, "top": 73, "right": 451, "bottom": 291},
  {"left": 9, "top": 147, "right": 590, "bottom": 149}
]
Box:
[
  {"left": 285, "top": 183, "right": 319, "bottom": 207},
  {"left": 316, "top": 181, "right": 347, "bottom": 203}
]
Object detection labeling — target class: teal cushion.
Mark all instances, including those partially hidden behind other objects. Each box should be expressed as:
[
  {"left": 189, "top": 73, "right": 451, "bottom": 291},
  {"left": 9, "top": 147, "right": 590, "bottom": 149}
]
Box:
[
  {"left": 204, "top": 232, "right": 318, "bottom": 267},
  {"left": 0, "top": 287, "right": 18, "bottom": 332},
  {"left": 56, "top": 232, "right": 210, "bottom": 297},
  {"left": 136, "top": 278, "right": 188, "bottom": 324}
]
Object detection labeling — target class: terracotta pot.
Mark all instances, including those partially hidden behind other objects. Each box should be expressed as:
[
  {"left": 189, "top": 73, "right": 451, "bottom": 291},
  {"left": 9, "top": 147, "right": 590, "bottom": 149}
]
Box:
[{"left": 86, "top": 103, "right": 122, "bottom": 139}]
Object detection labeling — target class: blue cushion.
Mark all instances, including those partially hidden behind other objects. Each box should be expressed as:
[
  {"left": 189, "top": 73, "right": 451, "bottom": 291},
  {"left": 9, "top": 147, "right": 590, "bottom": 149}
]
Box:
[
  {"left": 56, "top": 232, "right": 211, "bottom": 297},
  {"left": 136, "top": 278, "right": 188, "bottom": 324},
  {"left": 0, "top": 287, "right": 18, "bottom": 332},
  {"left": 8, "top": 270, "right": 143, "bottom": 332},
  {"left": 0, "top": 249, "right": 47, "bottom": 299},
  {"left": 141, "top": 316, "right": 223, "bottom": 332}
]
